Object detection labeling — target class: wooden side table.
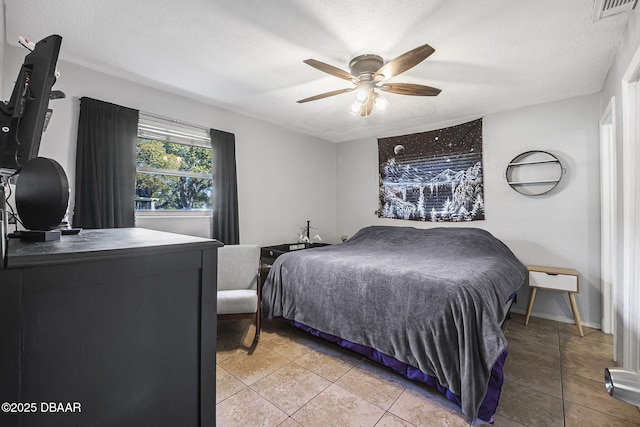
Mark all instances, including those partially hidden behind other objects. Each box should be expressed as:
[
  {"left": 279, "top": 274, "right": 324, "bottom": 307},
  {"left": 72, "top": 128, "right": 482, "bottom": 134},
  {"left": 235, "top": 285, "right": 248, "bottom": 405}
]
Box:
[{"left": 525, "top": 265, "right": 584, "bottom": 337}]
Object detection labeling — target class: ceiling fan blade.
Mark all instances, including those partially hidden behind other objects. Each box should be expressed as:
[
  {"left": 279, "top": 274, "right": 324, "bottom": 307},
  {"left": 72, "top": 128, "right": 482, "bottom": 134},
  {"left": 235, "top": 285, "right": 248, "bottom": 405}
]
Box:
[
  {"left": 373, "top": 44, "right": 435, "bottom": 82},
  {"left": 297, "top": 88, "right": 354, "bottom": 103},
  {"left": 359, "top": 90, "right": 375, "bottom": 116},
  {"left": 378, "top": 83, "right": 441, "bottom": 96},
  {"left": 303, "top": 59, "right": 356, "bottom": 82}
]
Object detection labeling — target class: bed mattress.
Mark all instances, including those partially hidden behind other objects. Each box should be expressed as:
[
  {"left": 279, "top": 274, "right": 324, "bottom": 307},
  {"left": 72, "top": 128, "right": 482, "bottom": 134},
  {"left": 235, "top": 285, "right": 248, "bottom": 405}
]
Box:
[{"left": 263, "top": 226, "right": 526, "bottom": 421}]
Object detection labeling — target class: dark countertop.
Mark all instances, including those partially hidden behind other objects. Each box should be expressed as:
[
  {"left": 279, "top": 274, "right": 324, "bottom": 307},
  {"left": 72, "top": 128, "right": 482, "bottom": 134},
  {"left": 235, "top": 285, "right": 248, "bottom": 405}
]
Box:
[{"left": 6, "top": 227, "right": 221, "bottom": 268}]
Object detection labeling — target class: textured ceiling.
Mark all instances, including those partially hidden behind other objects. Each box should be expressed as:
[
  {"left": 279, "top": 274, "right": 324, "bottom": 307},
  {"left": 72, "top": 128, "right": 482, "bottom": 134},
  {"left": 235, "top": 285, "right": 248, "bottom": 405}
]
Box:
[{"left": 3, "top": 0, "right": 634, "bottom": 142}]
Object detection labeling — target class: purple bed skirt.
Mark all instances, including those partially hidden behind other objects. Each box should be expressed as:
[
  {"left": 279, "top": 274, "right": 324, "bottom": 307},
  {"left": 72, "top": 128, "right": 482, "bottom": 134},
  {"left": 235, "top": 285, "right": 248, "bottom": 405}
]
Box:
[{"left": 286, "top": 318, "right": 507, "bottom": 424}]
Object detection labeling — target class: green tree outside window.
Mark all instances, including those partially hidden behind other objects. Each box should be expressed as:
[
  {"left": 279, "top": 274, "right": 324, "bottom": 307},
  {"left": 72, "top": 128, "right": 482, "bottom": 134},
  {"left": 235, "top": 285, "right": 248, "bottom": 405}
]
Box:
[{"left": 135, "top": 138, "right": 212, "bottom": 210}]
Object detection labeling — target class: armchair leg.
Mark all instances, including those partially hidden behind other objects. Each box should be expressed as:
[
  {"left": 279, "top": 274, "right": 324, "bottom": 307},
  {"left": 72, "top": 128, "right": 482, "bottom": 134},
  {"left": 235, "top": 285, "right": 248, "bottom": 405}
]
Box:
[{"left": 254, "top": 305, "right": 261, "bottom": 342}]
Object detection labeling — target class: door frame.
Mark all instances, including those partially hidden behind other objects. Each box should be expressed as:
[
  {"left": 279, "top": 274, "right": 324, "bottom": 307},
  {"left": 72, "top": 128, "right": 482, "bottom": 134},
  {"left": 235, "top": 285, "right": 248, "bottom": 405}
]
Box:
[
  {"left": 599, "top": 96, "right": 617, "bottom": 339},
  {"left": 620, "top": 45, "right": 640, "bottom": 371}
]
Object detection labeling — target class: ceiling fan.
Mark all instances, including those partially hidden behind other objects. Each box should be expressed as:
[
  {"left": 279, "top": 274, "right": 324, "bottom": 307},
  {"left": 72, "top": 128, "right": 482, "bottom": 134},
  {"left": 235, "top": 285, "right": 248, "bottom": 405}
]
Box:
[{"left": 297, "top": 44, "right": 441, "bottom": 117}]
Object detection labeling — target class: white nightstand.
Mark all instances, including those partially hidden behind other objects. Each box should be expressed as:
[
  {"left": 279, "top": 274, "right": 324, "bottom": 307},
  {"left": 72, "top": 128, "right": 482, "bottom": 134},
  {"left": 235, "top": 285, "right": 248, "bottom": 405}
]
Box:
[{"left": 524, "top": 265, "right": 584, "bottom": 337}]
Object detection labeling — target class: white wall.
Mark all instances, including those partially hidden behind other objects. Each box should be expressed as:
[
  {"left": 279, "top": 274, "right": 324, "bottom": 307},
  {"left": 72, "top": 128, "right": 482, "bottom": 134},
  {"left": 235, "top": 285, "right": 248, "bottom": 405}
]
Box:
[
  {"left": 3, "top": 44, "right": 338, "bottom": 245},
  {"left": 337, "top": 94, "right": 602, "bottom": 327},
  {"left": 135, "top": 215, "right": 212, "bottom": 239}
]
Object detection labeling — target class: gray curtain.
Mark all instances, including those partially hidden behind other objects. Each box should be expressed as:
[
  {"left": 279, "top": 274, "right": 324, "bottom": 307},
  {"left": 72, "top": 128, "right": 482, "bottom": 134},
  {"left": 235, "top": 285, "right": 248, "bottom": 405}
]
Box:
[
  {"left": 73, "top": 97, "right": 139, "bottom": 228},
  {"left": 210, "top": 129, "right": 239, "bottom": 244}
]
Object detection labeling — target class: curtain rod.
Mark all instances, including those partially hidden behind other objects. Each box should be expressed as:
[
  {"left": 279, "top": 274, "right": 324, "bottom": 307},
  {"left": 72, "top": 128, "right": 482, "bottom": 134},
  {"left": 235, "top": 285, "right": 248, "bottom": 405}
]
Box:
[{"left": 139, "top": 111, "right": 210, "bottom": 133}]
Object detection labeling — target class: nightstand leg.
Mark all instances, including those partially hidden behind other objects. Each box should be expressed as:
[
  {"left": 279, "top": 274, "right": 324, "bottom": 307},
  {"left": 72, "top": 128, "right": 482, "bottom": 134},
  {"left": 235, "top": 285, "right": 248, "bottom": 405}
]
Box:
[
  {"left": 568, "top": 292, "right": 584, "bottom": 337},
  {"left": 525, "top": 287, "right": 537, "bottom": 325}
]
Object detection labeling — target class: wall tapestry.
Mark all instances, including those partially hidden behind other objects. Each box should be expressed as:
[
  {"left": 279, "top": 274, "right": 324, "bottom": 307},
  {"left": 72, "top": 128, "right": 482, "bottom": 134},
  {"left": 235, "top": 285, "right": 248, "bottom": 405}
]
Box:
[{"left": 378, "top": 118, "right": 484, "bottom": 222}]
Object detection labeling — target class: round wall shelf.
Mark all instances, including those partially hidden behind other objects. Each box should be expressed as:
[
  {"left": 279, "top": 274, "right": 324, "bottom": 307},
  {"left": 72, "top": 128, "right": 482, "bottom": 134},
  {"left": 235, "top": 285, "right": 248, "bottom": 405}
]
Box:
[{"left": 505, "top": 150, "right": 563, "bottom": 196}]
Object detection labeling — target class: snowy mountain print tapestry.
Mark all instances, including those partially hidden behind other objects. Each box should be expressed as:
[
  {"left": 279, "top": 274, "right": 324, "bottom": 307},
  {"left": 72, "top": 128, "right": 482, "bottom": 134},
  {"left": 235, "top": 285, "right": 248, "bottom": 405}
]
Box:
[{"left": 378, "top": 118, "right": 484, "bottom": 222}]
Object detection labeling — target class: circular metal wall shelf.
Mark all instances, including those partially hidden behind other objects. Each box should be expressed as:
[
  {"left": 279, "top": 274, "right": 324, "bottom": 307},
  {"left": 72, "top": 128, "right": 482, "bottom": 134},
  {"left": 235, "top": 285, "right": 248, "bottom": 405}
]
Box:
[{"left": 505, "top": 150, "right": 563, "bottom": 196}]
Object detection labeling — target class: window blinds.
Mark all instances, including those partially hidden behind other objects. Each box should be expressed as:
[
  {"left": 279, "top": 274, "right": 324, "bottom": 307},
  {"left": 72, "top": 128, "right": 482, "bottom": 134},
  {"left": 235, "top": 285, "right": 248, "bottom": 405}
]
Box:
[{"left": 138, "top": 112, "right": 210, "bottom": 147}]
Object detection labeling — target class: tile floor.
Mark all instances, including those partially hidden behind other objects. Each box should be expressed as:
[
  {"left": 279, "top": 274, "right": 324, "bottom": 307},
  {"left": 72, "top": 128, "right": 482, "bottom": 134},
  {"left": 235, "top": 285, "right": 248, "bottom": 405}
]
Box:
[{"left": 216, "top": 313, "right": 640, "bottom": 426}]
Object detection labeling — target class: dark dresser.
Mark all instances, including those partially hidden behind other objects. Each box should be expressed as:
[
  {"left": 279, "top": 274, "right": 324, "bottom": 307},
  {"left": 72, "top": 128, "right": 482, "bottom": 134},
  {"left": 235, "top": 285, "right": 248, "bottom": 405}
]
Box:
[{"left": 0, "top": 228, "right": 221, "bottom": 427}]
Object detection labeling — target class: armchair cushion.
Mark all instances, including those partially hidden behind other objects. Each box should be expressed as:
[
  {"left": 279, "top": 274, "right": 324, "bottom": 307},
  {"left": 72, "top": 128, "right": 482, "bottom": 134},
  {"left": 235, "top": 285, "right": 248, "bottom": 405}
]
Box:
[{"left": 217, "top": 290, "right": 258, "bottom": 314}]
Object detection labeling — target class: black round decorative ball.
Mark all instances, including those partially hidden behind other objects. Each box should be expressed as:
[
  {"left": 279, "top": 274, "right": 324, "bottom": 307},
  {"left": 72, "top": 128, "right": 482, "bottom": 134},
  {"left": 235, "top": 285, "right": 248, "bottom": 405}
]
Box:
[{"left": 15, "top": 157, "right": 69, "bottom": 231}]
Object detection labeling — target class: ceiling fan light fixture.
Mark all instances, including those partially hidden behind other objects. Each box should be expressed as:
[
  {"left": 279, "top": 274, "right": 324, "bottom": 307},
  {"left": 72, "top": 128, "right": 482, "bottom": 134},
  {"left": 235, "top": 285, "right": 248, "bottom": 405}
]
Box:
[
  {"left": 298, "top": 44, "right": 440, "bottom": 117},
  {"left": 349, "top": 102, "right": 362, "bottom": 115},
  {"left": 353, "top": 85, "right": 370, "bottom": 106},
  {"left": 374, "top": 93, "right": 389, "bottom": 111}
]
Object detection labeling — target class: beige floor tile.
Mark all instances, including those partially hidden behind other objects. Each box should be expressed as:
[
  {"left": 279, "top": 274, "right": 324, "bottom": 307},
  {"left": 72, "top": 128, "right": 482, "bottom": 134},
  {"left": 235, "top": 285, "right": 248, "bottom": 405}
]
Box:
[
  {"left": 506, "top": 329, "right": 561, "bottom": 357},
  {"left": 555, "top": 321, "right": 583, "bottom": 338},
  {"left": 219, "top": 319, "right": 258, "bottom": 340},
  {"left": 261, "top": 319, "right": 302, "bottom": 338},
  {"left": 503, "top": 348, "right": 562, "bottom": 398},
  {"left": 564, "top": 401, "right": 640, "bottom": 427},
  {"left": 263, "top": 333, "right": 319, "bottom": 361},
  {"left": 216, "top": 387, "right": 288, "bottom": 427},
  {"left": 258, "top": 319, "right": 292, "bottom": 342},
  {"left": 216, "top": 365, "right": 246, "bottom": 404},
  {"left": 251, "top": 362, "right": 331, "bottom": 415},
  {"left": 560, "top": 350, "right": 615, "bottom": 383},
  {"left": 558, "top": 321, "right": 613, "bottom": 344},
  {"left": 509, "top": 313, "right": 559, "bottom": 333},
  {"left": 217, "top": 319, "right": 264, "bottom": 360},
  {"left": 374, "top": 412, "right": 416, "bottom": 426},
  {"left": 504, "top": 321, "right": 560, "bottom": 349},
  {"left": 560, "top": 333, "right": 615, "bottom": 360},
  {"left": 400, "top": 379, "right": 461, "bottom": 409},
  {"left": 496, "top": 379, "right": 564, "bottom": 427},
  {"left": 336, "top": 361, "right": 406, "bottom": 410},
  {"left": 287, "top": 327, "right": 327, "bottom": 345},
  {"left": 562, "top": 373, "right": 640, "bottom": 424},
  {"left": 277, "top": 417, "right": 303, "bottom": 426},
  {"left": 292, "top": 383, "right": 385, "bottom": 427},
  {"left": 294, "top": 343, "right": 361, "bottom": 382},
  {"left": 358, "top": 359, "right": 417, "bottom": 388},
  {"left": 388, "top": 387, "right": 470, "bottom": 427},
  {"left": 491, "top": 413, "right": 527, "bottom": 426},
  {"left": 216, "top": 333, "right": 255, "bottom": 363},
  {"left": 317, "top": 341, "right": 366, "bottom": 365},
  {"left": 218, "top": 345, "right": 290, "bottom": 385},
  {"left": 216, "top": 313, "right": 630, "bottom": 427}
]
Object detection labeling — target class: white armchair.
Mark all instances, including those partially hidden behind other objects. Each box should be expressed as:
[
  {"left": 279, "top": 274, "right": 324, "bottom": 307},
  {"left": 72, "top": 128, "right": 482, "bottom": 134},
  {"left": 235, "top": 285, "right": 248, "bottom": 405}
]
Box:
[{"left": 217, "top": 244, "right": 262, "bottom": 342}]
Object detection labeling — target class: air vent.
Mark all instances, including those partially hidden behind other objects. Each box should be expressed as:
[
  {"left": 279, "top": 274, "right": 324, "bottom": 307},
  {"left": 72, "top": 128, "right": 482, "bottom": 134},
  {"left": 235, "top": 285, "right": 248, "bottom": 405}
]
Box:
[{"left": 593, "top": 0, "right": 638, "bottom": 21}]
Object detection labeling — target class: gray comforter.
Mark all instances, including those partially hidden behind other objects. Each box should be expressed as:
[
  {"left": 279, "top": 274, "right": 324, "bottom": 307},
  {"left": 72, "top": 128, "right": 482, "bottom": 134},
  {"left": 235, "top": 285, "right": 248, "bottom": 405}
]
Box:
[{"left": 263, "top": 226, "right": 527, "bottom": 420}]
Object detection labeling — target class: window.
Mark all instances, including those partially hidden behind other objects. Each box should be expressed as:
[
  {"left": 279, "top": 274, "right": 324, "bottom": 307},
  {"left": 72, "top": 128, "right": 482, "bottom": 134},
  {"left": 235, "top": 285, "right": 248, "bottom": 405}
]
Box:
[{"left": 135, "top": 114, "right": 212, "bottom": 212}]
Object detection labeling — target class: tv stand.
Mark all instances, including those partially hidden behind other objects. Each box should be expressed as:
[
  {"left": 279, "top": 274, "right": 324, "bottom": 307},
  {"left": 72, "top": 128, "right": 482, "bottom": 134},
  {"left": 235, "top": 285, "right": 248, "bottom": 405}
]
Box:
[{"left": 0, "top": 228, "right": 221, "bottom": 426}]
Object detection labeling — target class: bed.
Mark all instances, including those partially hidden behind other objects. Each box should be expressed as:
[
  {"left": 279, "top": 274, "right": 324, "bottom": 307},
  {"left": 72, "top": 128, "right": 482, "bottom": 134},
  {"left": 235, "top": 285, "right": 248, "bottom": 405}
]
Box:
[{"left": 262, "top": 225, "right": 527, "bottom": 423}]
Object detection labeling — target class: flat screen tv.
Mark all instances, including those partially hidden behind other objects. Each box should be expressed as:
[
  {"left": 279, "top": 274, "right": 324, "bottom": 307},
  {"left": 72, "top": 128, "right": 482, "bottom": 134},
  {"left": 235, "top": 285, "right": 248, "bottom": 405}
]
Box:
[{"left": 0, "top": 34, "right": 62, "bottom": 176}]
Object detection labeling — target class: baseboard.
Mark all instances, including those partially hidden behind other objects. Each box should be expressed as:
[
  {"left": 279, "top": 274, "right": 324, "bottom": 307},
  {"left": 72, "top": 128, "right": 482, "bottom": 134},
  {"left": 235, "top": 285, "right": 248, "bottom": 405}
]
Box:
[{"left": 509, "top": 307, "right": 601, "bottom": 331}]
